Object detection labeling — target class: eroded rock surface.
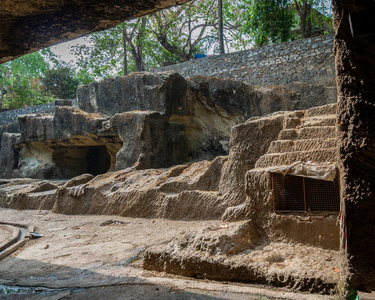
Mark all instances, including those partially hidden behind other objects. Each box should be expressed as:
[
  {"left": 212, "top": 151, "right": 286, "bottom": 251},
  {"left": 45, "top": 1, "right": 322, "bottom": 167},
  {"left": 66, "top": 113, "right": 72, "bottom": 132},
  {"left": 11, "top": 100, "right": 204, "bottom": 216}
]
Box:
[
  {"left": 0, "top": 72, "right": 341, "bottom": 294},
  {"left": 144, "top": 224, "right": 340, "bottom": 294},
  {"left": 0, "top": 0, "right": 191, "bottom": 63},
  {"left": 0, "top": 72, "right": 309, "bottom": 180},
  {"left": 0, "top": 103, "right": 339, "bottom": 225},
  {"left": 142, "top": 103, "right": 340, "bottom": 293}
]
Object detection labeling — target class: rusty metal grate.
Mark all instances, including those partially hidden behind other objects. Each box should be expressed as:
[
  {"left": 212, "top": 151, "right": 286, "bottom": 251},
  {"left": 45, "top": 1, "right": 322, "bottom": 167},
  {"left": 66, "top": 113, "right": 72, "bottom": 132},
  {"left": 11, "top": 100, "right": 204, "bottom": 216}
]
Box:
[{"left": 272, "top": 173, "right": 340, "bottom": 213}]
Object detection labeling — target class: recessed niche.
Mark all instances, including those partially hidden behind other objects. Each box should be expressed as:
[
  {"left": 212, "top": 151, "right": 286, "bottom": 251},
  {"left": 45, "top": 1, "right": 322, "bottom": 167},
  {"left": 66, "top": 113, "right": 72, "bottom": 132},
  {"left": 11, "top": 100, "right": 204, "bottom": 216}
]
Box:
[{"left": 53, "top": 145, "right": 111, "bottom": 178}]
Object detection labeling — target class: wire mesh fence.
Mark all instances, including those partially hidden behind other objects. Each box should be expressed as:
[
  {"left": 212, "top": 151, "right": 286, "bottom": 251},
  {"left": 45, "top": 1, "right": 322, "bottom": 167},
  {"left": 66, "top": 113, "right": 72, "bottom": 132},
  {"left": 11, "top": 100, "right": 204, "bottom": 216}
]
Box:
[{"left": 272, "top": 172, "right": 340, "bottom": 213}]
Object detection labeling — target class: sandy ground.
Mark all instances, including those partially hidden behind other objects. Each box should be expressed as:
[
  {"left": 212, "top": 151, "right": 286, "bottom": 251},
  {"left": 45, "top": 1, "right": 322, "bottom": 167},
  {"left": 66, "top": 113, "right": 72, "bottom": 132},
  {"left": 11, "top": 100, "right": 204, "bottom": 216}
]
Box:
[{"left": 0, "top": 208, "right": 334, "bottom": 300}]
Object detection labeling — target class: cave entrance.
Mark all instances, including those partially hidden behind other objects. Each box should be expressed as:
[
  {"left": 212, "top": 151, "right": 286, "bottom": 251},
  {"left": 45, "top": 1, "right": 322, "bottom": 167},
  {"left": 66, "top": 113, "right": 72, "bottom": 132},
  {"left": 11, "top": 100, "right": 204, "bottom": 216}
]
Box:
[{"left": 53, "top": 145, "right": 111, "bottom": 178}]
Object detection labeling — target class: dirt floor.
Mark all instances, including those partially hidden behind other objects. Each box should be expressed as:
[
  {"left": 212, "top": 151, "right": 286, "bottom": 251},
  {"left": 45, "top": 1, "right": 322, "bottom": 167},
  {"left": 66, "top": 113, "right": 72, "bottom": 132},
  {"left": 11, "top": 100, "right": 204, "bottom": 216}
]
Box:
[{"left": 0, "top": 208, "right": 334, "bottom": 300}]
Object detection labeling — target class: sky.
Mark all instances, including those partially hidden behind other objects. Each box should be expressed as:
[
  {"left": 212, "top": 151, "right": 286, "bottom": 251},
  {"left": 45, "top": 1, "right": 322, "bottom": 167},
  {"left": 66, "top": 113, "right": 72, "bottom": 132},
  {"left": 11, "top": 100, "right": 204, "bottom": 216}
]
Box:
[{"left": 50, "top": 36, "right": 87, "bottom": 64}]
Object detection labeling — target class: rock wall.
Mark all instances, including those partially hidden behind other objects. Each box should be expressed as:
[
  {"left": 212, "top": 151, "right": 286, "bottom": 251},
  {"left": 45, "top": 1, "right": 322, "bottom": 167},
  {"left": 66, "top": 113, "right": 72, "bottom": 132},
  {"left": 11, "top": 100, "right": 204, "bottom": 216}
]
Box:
[
  {"left": 0, "top": 71, "right": 338, "bottom": 180},
  {"left": 0, "top": 103, "right": 56, "bottom": 154},
  {"left": 150, "top": 35, "right": 335, "bottom": 88}
]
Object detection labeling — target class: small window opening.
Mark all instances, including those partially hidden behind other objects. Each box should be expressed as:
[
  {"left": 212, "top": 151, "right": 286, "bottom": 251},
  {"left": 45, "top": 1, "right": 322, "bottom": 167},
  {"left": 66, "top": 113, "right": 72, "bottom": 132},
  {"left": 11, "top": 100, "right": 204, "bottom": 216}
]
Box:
[{"left": 272, "top": 173, "right": 340, "bottom": 213}]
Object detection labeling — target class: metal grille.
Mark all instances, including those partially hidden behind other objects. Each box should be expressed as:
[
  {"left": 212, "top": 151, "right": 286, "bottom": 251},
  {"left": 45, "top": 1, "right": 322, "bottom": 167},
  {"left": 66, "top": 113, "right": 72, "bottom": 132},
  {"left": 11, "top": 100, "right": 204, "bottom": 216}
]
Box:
[{"left": 272, "top": 173, "right": 340, "bottom": 213}]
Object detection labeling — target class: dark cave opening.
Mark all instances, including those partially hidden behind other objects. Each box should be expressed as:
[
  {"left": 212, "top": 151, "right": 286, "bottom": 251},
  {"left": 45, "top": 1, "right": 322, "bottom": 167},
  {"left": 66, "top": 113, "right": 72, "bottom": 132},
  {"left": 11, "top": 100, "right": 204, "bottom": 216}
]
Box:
[
  {"left": 53, "top": 145, "right": 111, "bottom": 178},
  {"left": 86, "top": 146, "right": 111, "bottom": 176}
]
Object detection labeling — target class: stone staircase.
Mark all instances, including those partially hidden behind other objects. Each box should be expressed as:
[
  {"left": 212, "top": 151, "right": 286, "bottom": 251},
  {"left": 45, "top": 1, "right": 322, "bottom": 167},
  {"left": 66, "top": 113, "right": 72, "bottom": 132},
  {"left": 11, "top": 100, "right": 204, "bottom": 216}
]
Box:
[{"left": 255, "top": 103, "right": 338, "bottom": 169}]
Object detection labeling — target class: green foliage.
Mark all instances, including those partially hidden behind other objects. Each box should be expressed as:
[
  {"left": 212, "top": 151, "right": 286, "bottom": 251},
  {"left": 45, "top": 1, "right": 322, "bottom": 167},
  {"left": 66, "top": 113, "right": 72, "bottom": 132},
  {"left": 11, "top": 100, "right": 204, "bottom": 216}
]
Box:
[
  {"left": 241, "top": 0, "right": 332, "bottom": 46},
  {"left": 70, "top": 26, "right": 125, "bottom": 79},
  {"left": 70, "top": 18, "right": 168, "bottom": 78},
  {"left": 219, "top": 1, "right": 251, "bottom": 51},
  {"left": 0, "top": 52, "right": 54, "bottom": 109},
  {"left": 41, "top": 67, "right": 79, "bottom": 99},
  {"left": 4, "top": 75, "right": 54, "bottom": 108},
  {"left": 242, "top": 0, "right": 295, "bottom": 47},
  {"left": 290, "top": 0, "right": 332, "bottom": 38}
]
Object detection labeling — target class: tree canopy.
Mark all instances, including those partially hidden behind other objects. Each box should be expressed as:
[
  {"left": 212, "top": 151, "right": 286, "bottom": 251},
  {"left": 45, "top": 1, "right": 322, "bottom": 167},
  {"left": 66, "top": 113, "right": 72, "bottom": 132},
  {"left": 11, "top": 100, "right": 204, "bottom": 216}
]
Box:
[
  {"left": 0, "top": 52, "right": 53, "bottom": 109},
  {"left": 242, "top": 0, "right": 295, "bottom": 47},
  {"left": 41, "top": 68, "right": 79, "bottom": 99}
]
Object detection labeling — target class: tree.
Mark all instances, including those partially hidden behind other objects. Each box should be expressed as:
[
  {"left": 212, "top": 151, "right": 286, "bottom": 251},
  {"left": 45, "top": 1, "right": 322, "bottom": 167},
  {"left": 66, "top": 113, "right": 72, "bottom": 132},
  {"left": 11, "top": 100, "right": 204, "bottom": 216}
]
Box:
[
  {"left": 0, "top": 64, "right": 10, "bottom": 110},
  {"left": 292, "top": 0, "right": 332, "bottom": 38},
  {"left": 242, "top": 0, "right": 332, "bottom": 46},
  {"left": 70, "top": 17, "right": 165, "bottom": 79},
  {"left": 212, "top": 0, "right": 252, "bottom": 52},
  {"left": 292, "top": 0, "right": 311, "bottom": 38},
  {"left": 0, "top": 51, "right": 54, "bottom": 109},
  {"left": 218, "top": 0, "right": 225, "bottom": 54},
  {"left": 148, "top": 0, "right": 217, "bottom": 61},
  {"left": 70, "top": 26, "right": 126, "bottom": 79},
  {"left": 41, "top": 67, "right": 79, "bottom": 99},
  {"left": 243, "top": 0, "right": 295, "bottom": 47},
  {"left": 121, "top": 18, "right": 147, "bottom": 72}
]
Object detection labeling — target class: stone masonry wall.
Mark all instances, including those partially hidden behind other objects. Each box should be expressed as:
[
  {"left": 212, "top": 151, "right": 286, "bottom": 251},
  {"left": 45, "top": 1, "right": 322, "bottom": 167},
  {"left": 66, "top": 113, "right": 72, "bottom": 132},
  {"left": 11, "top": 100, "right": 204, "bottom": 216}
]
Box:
[
  {"left": 150, "top": 35, "right": 335, "bottom": 87},
  {"left": 0, "top": 103, "right": 55, "bottom": 126}
]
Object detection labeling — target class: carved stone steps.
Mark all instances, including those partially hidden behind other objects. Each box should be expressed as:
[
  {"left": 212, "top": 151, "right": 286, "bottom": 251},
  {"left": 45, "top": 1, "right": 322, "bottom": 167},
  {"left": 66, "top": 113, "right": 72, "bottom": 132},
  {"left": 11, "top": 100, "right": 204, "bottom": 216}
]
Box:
[
  {"left": 300, "top": 115, "right": 336, "bottom": 127},
  {"left": 255, "top": 148, "right": 337, "bottom": 168},
  {"left": 267, "top": 138, "right": 337, "bottom": 154},
  {"left": 304, "top": 103, "right": 337, "bottom": 117},
  {"left": 278, "top": 126, "right": 336, "bottom": 141}
]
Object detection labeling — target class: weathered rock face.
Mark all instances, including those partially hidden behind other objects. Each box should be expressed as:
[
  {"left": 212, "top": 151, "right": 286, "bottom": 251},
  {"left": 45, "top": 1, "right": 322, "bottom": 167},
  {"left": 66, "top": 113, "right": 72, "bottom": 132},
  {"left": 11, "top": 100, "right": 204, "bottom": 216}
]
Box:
[
  {"left": 0, "top": 106, "right": 122, "bottom": 179},
  {"left": 218, "top": 112, "right": 292, "bottom": 211},
  {"left": 0, "top": 134, "right": 22, "bottom": 179},
  {"left": 332, "top": 0, "right": 375, "bottom": 293},
  {"left": 0, "top": 70, "right": 342, "bottom": 292},
  {"left": 0, "top": 103, "right": 339, "bottom": 224},
  {"left": 0, "top": 0, "right": 190, "bottom": 63},
  {"left": 140, "top": 103, "right": 341, "bottom": 294},
  {"left": 76, "top": 72, "right": 318, "bottom": 161},
  {"left": 0, "top": 102, "right": 341, "bottom": 293},
  {"left": 1, "top": 107, "right": 188, "bottom": 179},
  {"left": 143, "top": 222, "right": 339, "bottom": 294},
  {"left": 2, "top": 71, "right": 315, "bottom": 180},
  {"left": 223, "top": 104, "right": 339, "bottom": 249},
  {"left": 77, "top": 72, "right": 189, "bottom": 117}
]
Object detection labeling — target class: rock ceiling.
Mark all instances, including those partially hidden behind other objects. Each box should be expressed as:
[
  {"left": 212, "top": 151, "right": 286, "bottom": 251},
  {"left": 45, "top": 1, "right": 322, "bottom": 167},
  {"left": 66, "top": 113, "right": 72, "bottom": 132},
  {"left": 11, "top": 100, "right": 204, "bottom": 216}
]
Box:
[{"left": 0, "top": 0, "right": 189, "bottom": 64}]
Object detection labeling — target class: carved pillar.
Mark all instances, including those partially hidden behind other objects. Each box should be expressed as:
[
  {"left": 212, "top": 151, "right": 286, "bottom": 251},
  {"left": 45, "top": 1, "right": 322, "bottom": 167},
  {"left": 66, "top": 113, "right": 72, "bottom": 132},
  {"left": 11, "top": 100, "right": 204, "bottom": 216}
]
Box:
[{"left": 332, "top": 0, "right": 375, "bottom": 291}]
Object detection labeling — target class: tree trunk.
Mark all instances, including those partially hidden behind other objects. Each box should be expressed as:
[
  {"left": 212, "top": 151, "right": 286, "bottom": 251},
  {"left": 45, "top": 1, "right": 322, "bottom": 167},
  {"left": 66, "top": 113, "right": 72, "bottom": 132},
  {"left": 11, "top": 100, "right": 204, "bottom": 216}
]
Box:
[
  {"left": 300, "top": 2, "right": 307, "bottom": 38},
  {"left": 305, "top": 4, "right": 312, "bottom": 38},
  {"left": 123, "top": 18, "right": 146, "bottom": 72},
  {"left": 332, "top": 0, "right": 375, "bottom": 293},
  {"left": 295, "top": 0, "right": 311, "bottom": 39},
  {"left": 0, "top": 90, "right": 3, "bottom": 110},
  {"left": 122, "top": 26, "right": 128, "bottom": 76},
  {"left": 135, "top": 17, "right": 146, "bottom": 72},
  {"left": 157, "top": 33, "right": 189, "bottom": 61},
  {"left": 218, "top": 0, "right": 225, "bottom": 54}
]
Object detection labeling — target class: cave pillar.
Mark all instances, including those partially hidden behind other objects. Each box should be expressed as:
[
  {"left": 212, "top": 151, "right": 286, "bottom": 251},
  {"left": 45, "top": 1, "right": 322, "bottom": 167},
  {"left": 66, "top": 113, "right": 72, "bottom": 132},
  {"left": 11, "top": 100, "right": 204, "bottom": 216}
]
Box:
[{"left": 332, "top": 0, "right": 375, "bottom": 291}]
